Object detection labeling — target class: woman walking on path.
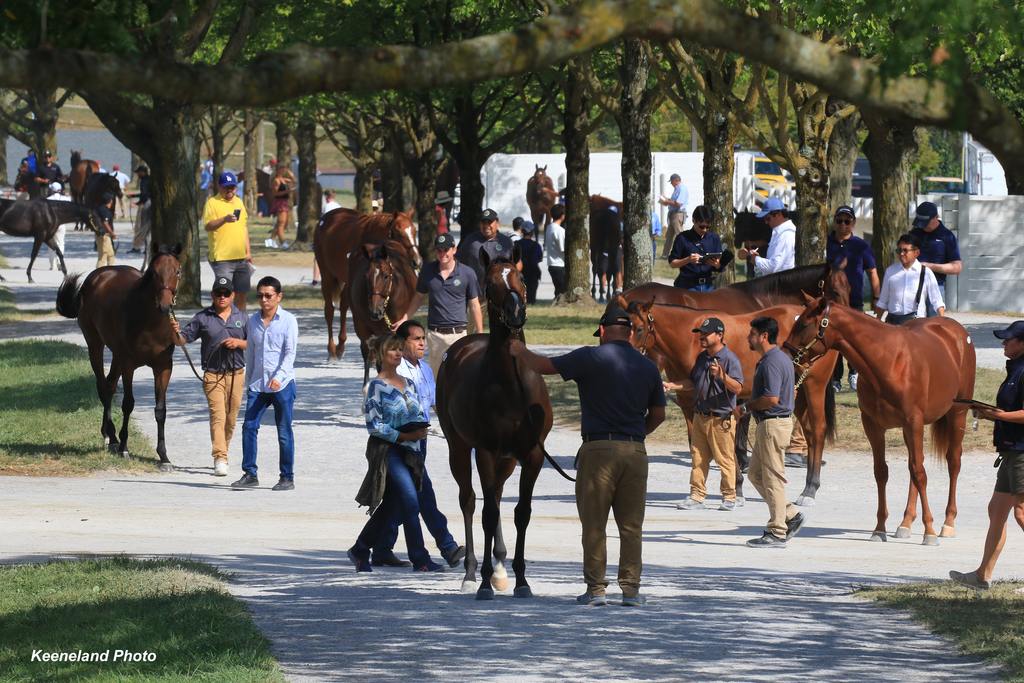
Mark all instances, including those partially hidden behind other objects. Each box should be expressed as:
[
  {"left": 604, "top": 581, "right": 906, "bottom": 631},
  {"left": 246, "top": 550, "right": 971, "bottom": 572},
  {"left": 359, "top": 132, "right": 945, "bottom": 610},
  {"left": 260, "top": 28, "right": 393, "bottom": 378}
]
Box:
[
  {"left": 268, "top": 165, "right": 295, "bottom": 248},
  {"left": 349, "top": 334, "right": 446, "bottom": 573}
]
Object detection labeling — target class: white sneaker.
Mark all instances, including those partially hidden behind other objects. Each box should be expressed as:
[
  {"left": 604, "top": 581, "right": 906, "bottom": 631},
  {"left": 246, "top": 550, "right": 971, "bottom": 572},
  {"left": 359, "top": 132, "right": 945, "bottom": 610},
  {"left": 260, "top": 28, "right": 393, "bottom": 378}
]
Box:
[{"left": 214, "top": 460, "right": 229, "bottom": 476}]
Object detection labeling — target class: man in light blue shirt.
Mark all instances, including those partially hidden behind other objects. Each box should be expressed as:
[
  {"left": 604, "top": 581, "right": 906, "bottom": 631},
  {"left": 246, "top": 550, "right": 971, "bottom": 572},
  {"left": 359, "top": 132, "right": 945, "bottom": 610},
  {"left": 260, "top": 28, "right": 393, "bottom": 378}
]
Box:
[
  {"left": 658, "top": 173, "right": 689, "bottom": 258},
  {"left": 233, "top": 275, "right": 299, "bottom": 491}
]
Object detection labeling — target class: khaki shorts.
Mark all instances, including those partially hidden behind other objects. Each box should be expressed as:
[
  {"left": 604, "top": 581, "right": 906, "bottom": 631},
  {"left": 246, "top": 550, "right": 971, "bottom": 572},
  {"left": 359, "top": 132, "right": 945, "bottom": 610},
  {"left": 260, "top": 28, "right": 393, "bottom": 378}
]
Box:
[{"left": 995, "top": 451, "right": 1024, "bottom": 494}]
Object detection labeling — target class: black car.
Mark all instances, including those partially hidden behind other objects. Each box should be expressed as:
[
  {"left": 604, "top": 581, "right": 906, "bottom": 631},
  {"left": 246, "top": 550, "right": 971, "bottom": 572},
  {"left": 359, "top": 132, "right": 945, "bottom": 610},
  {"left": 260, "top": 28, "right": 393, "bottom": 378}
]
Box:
[{"left": 851, "top": 157, "right": 872, "bottom": 198}]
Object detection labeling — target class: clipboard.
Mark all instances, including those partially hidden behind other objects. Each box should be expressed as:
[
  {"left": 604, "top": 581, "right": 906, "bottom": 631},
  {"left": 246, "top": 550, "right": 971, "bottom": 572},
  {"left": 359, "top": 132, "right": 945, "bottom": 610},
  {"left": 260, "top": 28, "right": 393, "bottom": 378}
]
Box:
[{"left": 953, "top": 399, "right": 998, "bottom": 411}]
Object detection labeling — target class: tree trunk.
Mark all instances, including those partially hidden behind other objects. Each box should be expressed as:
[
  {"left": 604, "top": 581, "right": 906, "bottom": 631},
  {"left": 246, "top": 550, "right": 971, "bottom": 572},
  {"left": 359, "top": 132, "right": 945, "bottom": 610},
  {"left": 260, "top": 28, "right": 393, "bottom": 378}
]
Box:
[
  {"left": 1006, "top": 173, "right": 1024, "bottom": 195},
  {"left": 827, "top": 110, "right": 861, "bottom": 211},
  {"left": 456, "top": 158, "right": 485, "bottom": 239},
  {"left": 619, "top": 39, "right": 654, "bottom": 288},
  {"left": 863, "top": 112, "right": 917, "bottom": 274},
  {"left": 561, "top": 58, "right": 594, "bottom": 304},
  {"left": 702, "top": 114, "right": 737, "bottom": 283},
  {"left": 242, "top": 110, "right": 258, "bottom": 215},
  {"left": 274, "top": 117, "right": 293, "bottom": 166},
  {"left": 414, "top": 173, "right": 438, "bottom": 262},
  {"left": 354, "top": 165, "right": 374, "bottom": 212},
  {"left": 793, "top": 168, "right": 830, "bottom": 265},
  {"left": 24, "top": 88, "right": 60, "bottom": 162},
  {"left": 294, "top": 116, "right": 318, "bottom": 243},
  {"left": 0, "top": 120, "right": 7, "bottom": 185},
  {"left": 379, "top": 143, "right": 404, "bottom": 213},
  {"left": 210, "top": 109, "right": 226, "bottom": 177}
]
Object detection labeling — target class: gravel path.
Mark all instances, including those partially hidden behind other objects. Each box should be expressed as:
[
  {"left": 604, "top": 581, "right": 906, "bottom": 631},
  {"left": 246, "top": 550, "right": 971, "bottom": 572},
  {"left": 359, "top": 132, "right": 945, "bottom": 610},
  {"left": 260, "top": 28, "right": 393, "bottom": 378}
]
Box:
[{"left": 0, "top": 230, "right": 1015, "bottom": 681}]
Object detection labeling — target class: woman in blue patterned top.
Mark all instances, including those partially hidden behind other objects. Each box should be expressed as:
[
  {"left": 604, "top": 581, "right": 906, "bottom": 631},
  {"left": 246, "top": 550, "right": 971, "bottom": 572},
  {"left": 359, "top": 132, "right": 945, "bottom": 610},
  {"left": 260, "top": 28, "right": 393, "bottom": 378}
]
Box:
[{"left": 348, "top": 334, "right": 445, "bottom": 573}]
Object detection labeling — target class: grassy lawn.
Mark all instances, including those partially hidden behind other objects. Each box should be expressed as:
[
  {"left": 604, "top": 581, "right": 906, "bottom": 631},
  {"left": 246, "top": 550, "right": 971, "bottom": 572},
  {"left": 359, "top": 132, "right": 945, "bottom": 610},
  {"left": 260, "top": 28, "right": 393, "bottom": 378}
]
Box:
[
  {"left": 0, "top": 557, "right": 283, "bottom": 682},
  {"left": 860, "top": 581, "right": 1024, "bottom": 682},
  {"left": 0, "top": 340, "right": 157, "bottom": 475}
]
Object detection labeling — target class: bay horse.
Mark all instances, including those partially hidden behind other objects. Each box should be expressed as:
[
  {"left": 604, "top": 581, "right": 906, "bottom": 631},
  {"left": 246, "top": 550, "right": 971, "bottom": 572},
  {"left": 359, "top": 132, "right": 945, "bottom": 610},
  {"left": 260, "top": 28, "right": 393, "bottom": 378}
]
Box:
[
  {"left": 783, "top": 294, "right": 975, "bottom": 544},
  {"left": 69, "top": 151, "right": 100, "bottom": 208},
  {"left": 589, "top": 195, "right": 623, "bottom": 303},
  {"left": 348, "top": 239, "right": 418, "bottom": 386},
  {"left": 525, "top": 165, "right": 558, "bottom": 233},
  {"left": 436, "top": 254, "right": 552, "bottom": 599},
  {"left": 313, "top": 207, "right": 419, "bottom": 359},
  {"left": 55, "top": 245, "right": 182, "bottom": 470},
  {"left": 0, "top": 198, "right": 101, "bottom": 282},
  {"left": 621, "top": 298, "right": 838, "bottom": 506}
]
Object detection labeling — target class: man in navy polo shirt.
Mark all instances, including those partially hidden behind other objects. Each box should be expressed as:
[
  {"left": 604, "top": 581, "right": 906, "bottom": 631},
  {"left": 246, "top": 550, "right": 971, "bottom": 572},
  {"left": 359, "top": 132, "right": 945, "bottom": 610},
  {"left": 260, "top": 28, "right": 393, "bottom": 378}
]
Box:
[
  {"left": 826, "top": 205, "right": 880, "bottom": 392},
  {"left": 910, "top": 201, "right": 961, "bottom": 317},
  {"left": 667, "top": 205, "right": 731, "bottom": 291}
]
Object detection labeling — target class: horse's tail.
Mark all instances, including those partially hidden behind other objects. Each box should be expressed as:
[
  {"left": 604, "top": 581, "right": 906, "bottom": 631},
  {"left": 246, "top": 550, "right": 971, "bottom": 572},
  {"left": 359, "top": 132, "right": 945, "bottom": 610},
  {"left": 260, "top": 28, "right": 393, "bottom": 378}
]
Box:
[
  {"left": 56, "top": 273, "right": 84, "bottom": 319},
  {"left": 929, "top": 413, "right": 957, "bottom": 461},
  {"left": 824, "top": 376, "right": 837, "bottom": 444}
]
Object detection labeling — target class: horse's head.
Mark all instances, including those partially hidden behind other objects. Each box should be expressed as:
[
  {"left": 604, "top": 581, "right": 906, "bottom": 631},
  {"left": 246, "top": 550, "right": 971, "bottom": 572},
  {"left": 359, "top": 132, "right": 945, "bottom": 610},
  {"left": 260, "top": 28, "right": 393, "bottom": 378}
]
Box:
[
  {"left": 530, "top": 165, "right": 551, "bottom": 188},
  {"left": 388, "top": 209, "right": 421, "bottom": 269},
  {"left": 621, "top": 296, "right": 656, "bottom": 355},
  {"left": 482, "top": 252, "right": 527, "bottom": 332},
  {"left": 149, "top": 244, "right": 183, "bottom": 313},
  {"left": 783, "top": 292, "right": 835, "bottom": 371},
  {"left": 823, "top": 258, "right": 851, "bottom": 305},
  {"left": 363, "top": 242, "right": 398, "bottom": 323}
]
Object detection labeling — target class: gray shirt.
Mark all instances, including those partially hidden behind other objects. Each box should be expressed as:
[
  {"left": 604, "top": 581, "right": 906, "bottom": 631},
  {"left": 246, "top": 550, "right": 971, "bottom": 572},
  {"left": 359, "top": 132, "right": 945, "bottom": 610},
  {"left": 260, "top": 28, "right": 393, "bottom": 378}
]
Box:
[
  {"left": 415, "top": 260, "right": 481, "bottom": 328},
  {"left": 458, "top": 232, "right": 515, "bottom": 286},
  {"left": 689, "top": 345, "right": 743, "bottom": 416},
  {"left": 751, "top": 346, "right": 795, "bottom": 418},
  {"left": 180, "top": 305, "right": 247, "bottom": 372}
]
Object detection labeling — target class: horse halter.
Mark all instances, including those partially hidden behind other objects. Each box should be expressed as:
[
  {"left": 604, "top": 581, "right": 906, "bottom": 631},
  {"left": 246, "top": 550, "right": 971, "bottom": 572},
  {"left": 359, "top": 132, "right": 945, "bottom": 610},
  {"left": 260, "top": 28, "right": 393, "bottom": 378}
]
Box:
[
  {"left": 487, "top": 268, "right": 526, "bottom": 331},
  {"left": 367, "top": 263, "right": 396, "bottom": 327},
  {"left": 783, "top": 302, "right": 832, "bottom": 389},
  {"left": 631, "top": 309, "right": 657, "bottom": 356}
]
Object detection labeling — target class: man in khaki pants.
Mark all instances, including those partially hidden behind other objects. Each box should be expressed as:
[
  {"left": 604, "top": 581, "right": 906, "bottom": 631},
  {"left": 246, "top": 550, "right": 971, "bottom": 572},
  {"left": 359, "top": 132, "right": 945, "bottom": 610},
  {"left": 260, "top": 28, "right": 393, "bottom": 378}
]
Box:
[
  {"left": 95, "top": 193, "right": 117, "bottom": 268},
  {"left": 736, "top": 316, "right": 805, "bottom": 547},
  {"left": 171, "top": 277, "right": 248, "bottom": 476},
  {"left": 511, "top": 305, "right": 666, "bottom": 606}
]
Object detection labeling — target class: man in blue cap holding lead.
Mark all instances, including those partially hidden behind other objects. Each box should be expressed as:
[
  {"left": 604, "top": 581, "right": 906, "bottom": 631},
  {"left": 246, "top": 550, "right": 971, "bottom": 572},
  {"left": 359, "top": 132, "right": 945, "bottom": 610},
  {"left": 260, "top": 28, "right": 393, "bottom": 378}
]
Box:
[
  {"left": 909, "top": 201, "right": 961, "bottom": 317},
  {"left": 202, "top": 171, "right": 252, "bottom": 311},
  {"left": 737, "top": 196, "right": 796, "bottom": 276}
]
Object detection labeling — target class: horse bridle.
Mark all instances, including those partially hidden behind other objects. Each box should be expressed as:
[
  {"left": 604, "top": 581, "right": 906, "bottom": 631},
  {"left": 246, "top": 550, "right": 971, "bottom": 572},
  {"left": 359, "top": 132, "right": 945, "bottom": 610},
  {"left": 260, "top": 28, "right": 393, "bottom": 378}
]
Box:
[
  {"left": 486, "top": 278, "right": 527, "bottom": 333},
  {"left": 783, "top": 302, "right": 832, "bottom": 389},
  {"left": 631, "top": 308, "right": 657, "bottom": 356},
  {"left": 367, "top": 263, "right": 396, "bottom": 327}
]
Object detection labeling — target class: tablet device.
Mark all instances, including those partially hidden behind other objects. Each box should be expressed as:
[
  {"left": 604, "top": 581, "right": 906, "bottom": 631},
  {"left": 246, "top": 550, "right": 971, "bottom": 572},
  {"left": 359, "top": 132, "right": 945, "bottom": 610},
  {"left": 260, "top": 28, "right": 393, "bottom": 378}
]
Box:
[
  {"left": 398, "top": 421, "right": 430, "bottom": 433},
  {"left": 953, "top": 399, "right": 998, "bottom": 411}
]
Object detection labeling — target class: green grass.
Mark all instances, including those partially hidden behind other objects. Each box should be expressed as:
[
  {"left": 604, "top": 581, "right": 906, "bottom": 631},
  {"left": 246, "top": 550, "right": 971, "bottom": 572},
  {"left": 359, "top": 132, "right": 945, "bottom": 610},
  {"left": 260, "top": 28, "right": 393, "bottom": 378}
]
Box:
[
  {"left": 0, "top": 557, "right": 283, "bottom": 682},
  {"left": 0, "top": 286, "right": 54, "bottom": 324},
  {"left": 860, "top": 581, "right": 1024, "bottom": 682},
  {"left": 0, "top": 340, "right": 157, "bottom": 475}
]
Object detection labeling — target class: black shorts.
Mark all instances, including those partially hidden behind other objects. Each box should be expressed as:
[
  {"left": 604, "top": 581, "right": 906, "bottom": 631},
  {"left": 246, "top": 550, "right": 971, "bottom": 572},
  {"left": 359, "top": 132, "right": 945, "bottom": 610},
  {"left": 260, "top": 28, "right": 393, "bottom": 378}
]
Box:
[{"left": 995, "top": 451, "right": 1024, "bottom": 495}]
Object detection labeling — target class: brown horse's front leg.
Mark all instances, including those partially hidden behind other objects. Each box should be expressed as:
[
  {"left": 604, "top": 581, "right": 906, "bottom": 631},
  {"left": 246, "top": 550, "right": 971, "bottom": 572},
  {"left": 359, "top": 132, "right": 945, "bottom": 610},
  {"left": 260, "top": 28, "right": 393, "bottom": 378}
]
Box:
[
  {"left": 940, "top": 411, "right": 965, "bottom": 537},
  {"left": 26, "top": 237, "right": 44, "bottom": 283},
  {"left": 153, "top": 362, "right": 173, "bottom": 471},
  {"left": 118, "top": 366, "right": 137, "bottom": 457},
  {"left": 900, "top": 421, "right": 937, "bottom": 544},
  {"left": 475, "top": 450, "right": 499, "bottom": 601},
  {"left": 862, "top": 414, "right": 889, "bottom": 541},
  {"left": 322, "top": 281, "right": 337, "bottom": 360},
  {"left": 512, "top": 450, "right": 543, "bottom": 598}
]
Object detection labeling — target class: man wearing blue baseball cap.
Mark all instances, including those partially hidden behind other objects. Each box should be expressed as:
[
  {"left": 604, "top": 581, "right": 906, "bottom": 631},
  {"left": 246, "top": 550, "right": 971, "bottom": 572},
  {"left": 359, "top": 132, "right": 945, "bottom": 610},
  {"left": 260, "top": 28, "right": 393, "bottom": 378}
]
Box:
[
  {"left": 202, "top": 171, "right": 252, "bottom": 310},
  {"left": 910, "top": 201, "right": 961, "bottom": 317},
  {"left": 737, "top": 196, "right": 796, "bottom": 276}
]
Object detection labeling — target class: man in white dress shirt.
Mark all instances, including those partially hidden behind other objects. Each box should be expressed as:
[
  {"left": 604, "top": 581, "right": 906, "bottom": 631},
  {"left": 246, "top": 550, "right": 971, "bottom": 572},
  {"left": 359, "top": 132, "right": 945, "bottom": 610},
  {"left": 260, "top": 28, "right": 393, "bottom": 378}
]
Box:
[
  {"left": 737, "top": 197, "right": 796, "bottom": 276},
  {"left": 874, "top": 233, "right": 945, "bottom": 325}
]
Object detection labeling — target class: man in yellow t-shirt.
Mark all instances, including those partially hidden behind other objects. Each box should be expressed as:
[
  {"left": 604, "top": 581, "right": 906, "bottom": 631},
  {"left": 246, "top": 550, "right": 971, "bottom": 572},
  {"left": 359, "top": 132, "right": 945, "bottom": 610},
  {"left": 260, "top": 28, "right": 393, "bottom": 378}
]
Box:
[{"left": 203, "top": 171, "right": 252, "bottom": 310}]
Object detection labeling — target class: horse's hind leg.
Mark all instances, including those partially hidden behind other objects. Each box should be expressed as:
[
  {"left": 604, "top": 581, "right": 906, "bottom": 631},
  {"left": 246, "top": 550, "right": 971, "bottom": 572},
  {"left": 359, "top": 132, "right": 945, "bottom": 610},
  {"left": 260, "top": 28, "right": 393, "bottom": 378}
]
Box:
[
  {"left": 153, "top": 362, "right": 173, "bottom": 471},
  {"left": 46, "top": 238, "right": 67, "bottom": 275},
  {"left": 118, "top": 366, "right": 136, "bottom": 458},
  {"left": 86, "top": 338, "right": 118, "bottom": 449},
  {"left": 26, "top": 238, "right": 44, "bottom": 283},
  {"left": 863, "top": 415, "right": 889, "bottom": 541},
  {"left": 512, "top": 450, "right": 543, "bottom": 598},
  {"left": 100, "top": 359, "right": 121, "bottom": 452},
  {"left": 322, "top": 275, "right": 339, "bottom": 359}
]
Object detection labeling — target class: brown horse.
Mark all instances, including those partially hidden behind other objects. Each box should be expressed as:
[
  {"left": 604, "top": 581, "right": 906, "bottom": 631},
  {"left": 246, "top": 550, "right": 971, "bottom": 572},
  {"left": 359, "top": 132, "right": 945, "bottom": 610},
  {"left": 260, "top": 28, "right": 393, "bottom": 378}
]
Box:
[
  {"left": 313, "top": 207, "right": 419, "bottom": 359},
  {"left": 589, "top": 195, "right": 624, "bottom": 302},
  {"left": 68, "top": 151, "right": 100, "bottom": 207},
  {"left": 436, "top": 254, "right": 552, "bottom": 599},
  {"left": 622, "top": 298, "right": 838, "bottom": 506},
  {"left": 55, "top": 246, "right": 182, "bottom": 470},
  {"left": 526, "top": 165, "right": 558, "bottom": 233},
  {"left": 783, "top": 295, "right": 975, "bottom": 544},
  {"left": 348, "top": 239, "right": 419, "bottom": 386},
  {"left": 1, "top": 198, "right": 101, "bottom": 282}
]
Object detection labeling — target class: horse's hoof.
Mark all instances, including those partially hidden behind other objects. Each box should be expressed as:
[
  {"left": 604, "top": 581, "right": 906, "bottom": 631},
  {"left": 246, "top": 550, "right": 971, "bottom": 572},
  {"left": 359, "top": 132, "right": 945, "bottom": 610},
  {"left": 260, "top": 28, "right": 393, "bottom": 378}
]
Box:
[
  {"left": 475, "top": 586, "right": 495, "bottom": 601},
  {"left": 940, "top": 524, "right": 956, "bottom": 538},
  {"left": 460, "top": 579, "right": 477, "bottom": 594},
  {"left": 490, "top": 575, "right": 510, "bottom": 592},
  {"left": 894, "top": 526, "right": 911, "bottom": 539},
  {"left": 795, "top": 495, "right": 816, "bottom": 507},
  {"left": 922, "top": 534, "right": 939, "bottom": 546},
  {"left": 513, "top": 586, "right": 533, "bottom": 599},
  {"left": 120, "top": 450, "right": 131, "bottom": 460},
  {"left": 158, "top": 462, "right": 174, "bottom": 473},
  {"left": 869, "top": 531, "right": 887, "bottom": 542},
  {"left": 107, "top": 443, "right": 118, "bottom": 454}
]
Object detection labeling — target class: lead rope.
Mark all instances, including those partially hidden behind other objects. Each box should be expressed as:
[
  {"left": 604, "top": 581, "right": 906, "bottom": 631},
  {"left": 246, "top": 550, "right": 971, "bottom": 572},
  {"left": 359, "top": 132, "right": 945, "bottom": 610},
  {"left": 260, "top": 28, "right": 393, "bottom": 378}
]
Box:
[
  {"left": 511, "top": 349, "right": 575, "bottom": 482},
  {"left": 168, "top": 301, "right": 205, "bottom": 382}
]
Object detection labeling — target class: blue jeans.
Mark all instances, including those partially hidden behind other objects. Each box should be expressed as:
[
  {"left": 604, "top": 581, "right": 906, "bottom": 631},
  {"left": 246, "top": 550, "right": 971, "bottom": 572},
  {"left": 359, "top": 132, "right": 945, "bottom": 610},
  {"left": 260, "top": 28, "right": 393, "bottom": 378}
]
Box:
[
  {"left": 373, "top": 442, "right": 457, "bottom": 558},
  {"left": 688, "top": 283, "right": 714, "bottom": 293},
  {"left": 353, "top": 447, "right": 430, "bottom": 567},
  {"left": 241, "top": 382, "right": 295, "bottom": 479}
]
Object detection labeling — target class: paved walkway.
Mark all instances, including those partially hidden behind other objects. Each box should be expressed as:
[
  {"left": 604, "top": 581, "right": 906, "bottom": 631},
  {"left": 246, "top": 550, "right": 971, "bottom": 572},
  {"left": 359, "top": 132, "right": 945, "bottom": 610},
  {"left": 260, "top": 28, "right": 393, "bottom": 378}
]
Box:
[{"left": 0, "top": 231, "right": 1013, "bottom": 681}]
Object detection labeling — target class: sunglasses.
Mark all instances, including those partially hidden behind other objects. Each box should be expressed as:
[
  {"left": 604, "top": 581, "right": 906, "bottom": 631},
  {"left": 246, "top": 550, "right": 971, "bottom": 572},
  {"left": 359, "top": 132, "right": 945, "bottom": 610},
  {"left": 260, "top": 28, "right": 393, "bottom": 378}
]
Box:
[
  {"left": 835, "top": 218, "right": 853, "bottom": 225},
  {"left": 895, "top": 247, "right": 918, "bottom": 254},
  {"left": 212, "top": 291, "right": 232, "bottom": 298},
  {"left": 257, "top": 292, "right": 278, "bottom": 299}
]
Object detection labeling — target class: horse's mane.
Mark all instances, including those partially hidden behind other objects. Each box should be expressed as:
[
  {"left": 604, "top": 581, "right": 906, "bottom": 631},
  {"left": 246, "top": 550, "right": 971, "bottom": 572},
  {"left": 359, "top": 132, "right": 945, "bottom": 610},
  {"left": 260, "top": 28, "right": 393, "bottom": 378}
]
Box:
[{"left": 727, "top": 264, "right": 828, "bottom": 297}]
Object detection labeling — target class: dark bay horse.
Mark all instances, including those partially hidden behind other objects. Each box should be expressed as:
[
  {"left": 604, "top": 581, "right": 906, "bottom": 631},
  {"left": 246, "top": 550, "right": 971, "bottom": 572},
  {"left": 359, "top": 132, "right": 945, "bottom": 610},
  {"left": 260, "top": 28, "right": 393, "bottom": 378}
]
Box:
[
  {"left": 784, "top": 295, "right": 975, "bottom": 544},
  {"left": 348, "top": 240, "right": 418, "bottom": 386},
  {"left": 622, "top": 298, "right": 838, "bottom": 506},
  {"left": 589, "top": 195, "right": 623, "bottom": 303},
  {"left": 69, "top": 151, "right": 100, "bottom": 209},
  {"left": 56, "top": 246, "right": 182, "bottom": 470},
  {"left": 525, "top": 165, "right": 558, "bottom": 233},
  {"left": 0, "top": 198, "right": 101, "bottom": 282},
  {"left": 314, "top": 207, "right": 419, "bottom": 359},
  {"left": 436, "top": 255, "right": 552, "bottom": 599}
]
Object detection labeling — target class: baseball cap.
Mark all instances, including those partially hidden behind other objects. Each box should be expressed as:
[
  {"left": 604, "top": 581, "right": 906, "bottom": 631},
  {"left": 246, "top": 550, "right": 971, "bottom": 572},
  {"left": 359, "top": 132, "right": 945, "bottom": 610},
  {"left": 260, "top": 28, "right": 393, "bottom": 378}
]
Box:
[
  {"left": 521, "top": 221, "right": 536, "bottom": 234},
  {"left": 101, "top": 192, "right": 115, "bottom": 203},
  {"left": 993, "top": 320, "right": 1024, "bottom": 341},
  {"left": 48, "top": 181, "right": 62, "bottom": 193},
  {"left": 756, "top": 196, "right": 787, "bottom": 218},
  {"left": 669, "top": 173, "right": 681, "bottom": 182},
  {"left": 692, "top": 317, "right": 725, "bottom": 335},
  {"left": 434, "top": 233, "right": 456, "bottom": 250},
  {"left": 212, "top": 276, "right": 234, "bottom": 294},
  {"left": 593, "top": 304, "right": 632, "bottom": 337},
  {"left": 45, "top": 150, "right": 53, "bottom": 157},
  {"left": 834, "top": 205, "right": 856, "bottom": 219},
  {"left": 480, "top": 208, "right": 499, "bottom": 223},
  {"left": 135, "top": 165, "right": 148, "bottom": 174},
  {"left": 218, "top": 171, "right": 238, "bottom": 187},
  {"left": 913, "top": 201, "right": 939, "bottom": 228},
  {"left": 512, "top": 217, "right": 525, "bottom": 230}
]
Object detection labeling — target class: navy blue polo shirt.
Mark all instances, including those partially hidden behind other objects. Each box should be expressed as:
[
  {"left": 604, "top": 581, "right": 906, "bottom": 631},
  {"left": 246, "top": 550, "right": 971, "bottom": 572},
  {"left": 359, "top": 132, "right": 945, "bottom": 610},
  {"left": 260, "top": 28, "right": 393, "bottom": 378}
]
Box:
[
  {"left": 910, "top": 222, "right": 960, "bottom": 285},
  {"left": 180, "top": 305, "right": 248, "bottom": 371},
  {"left": 690, "top": 345, "right": 744, "bottom": 416},
  {"left": 995, "top": 355, "right": 1024, "bottom": 452},
  {"left": 552, "top": 340, "right": 666, "bottom": 439},
  {"left": 415, "top": 260, "right": 481, "bottom": 328},
  {"left": 668, "top": 229, "right": 724, "bottom": 287},
  {"left": 457, "top": 232, "right": 515, "bottom": 287},
  {"left": 826, "top": 232, "right": 877, "bottom": 309}
]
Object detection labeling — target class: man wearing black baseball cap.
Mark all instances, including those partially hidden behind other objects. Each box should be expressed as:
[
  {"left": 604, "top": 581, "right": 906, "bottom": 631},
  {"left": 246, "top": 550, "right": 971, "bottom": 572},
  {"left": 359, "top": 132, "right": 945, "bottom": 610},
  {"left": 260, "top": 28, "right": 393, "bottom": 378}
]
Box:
[
  {"left": 511, "top": 303, "right": 667, "bottom": 606},
  {"left": 456, "top": 208, "right": 517, "bottom": 316},
  {"left": 910, "top": 201, "right": 961, "bottom": 316},
  {"left": 950, "top": 320, "right": 1024, "bottom": 590},
  {"left": 170, "top": 276, "right": 249, "bottom": 477},
  {"left": 395, "top": 232, "right": 483, "bottom": 376}
]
